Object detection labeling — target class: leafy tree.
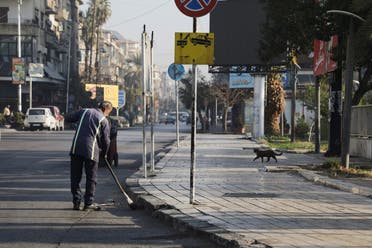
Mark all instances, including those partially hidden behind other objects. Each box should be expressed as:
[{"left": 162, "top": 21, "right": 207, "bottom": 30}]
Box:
[
  {"left": 298, "top": 76, "right": 330, "bottom": 120},
  {"left": 178, "top": 69, "right": 213, "bottom": 131},
  {"left": 210, "top": 73, "right": 249, "bottom": 132},
  {"left": 122, "top": 54, "right": 142, "bottom": 126},
  {"left": 94, "top": 0, "right": 111, "bottom": 80},
  {"left": 265, "top": 73, "right": 285, "bottom": 136},
  {"left": 81, "top": 0, "right": 111, "bottom": 83},
  {"left": 360, "top": 90, "right": 372, "bottom": 105},
  {"left": 260, "top": 0, "right": 372, "bottom": 105}
]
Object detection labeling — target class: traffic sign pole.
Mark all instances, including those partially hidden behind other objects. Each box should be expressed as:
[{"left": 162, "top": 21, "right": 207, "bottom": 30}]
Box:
[
  {"left": 190, "top": 17, "right": 197, "bottom": 205},
  {"left": 174, "top": 0, "right": 217, "bottom": 205},
  {"left": 150, "top": 31, "right": 155, "bottom": 172},
  {"left": 168, "top": 63, "right": 185, "bottom": 148}
]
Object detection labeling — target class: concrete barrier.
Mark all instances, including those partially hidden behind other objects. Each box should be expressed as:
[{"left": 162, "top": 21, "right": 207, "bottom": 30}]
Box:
[{"left": 350, "top": 105, "right": 372, "bottom": 160}]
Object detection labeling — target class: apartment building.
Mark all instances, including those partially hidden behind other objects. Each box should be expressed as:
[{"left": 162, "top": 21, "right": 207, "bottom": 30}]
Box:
[{"left": 0, "top": 0, "right": 81, "bottom": 113}]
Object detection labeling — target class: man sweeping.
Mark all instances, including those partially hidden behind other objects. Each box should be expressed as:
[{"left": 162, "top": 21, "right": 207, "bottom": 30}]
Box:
[{"left": 66, "top": 101, "right": 113, "bottom": 211}]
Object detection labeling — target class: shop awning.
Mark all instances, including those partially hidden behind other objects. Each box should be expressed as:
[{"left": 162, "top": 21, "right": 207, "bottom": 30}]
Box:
[{"left": 44, "top": 64, "right": 65, "bottom": 81}]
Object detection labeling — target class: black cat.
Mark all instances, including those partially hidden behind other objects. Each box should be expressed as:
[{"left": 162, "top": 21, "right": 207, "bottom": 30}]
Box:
[{"left": 253, "top": 148, "right": 283, "bottom": 163}]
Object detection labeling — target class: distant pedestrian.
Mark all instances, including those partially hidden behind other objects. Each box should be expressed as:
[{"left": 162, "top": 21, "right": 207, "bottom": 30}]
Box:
[
  {"left": 66, "top": 101, "right": 113, "bottom": 211},
  {"left": 3, "top": 105, "right": 11, "bottom": 124}
]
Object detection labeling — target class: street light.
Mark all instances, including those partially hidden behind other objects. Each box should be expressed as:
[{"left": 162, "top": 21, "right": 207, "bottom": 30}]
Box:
[
  {"left": 65, "top": 20, "right": 72, "bottom": 113},
  {"left": 326, "top": 10, "right": 366, "bottom": 169}
]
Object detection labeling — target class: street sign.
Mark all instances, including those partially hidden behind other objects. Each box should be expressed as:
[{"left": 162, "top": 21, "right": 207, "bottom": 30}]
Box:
[
  {"left": 118, "top": 90, "right": 126, "bottom": 108},
  {"left": 174, "top": 0, "right": 218, "bottom": 18},
  {"left": 168, "top": 63, "right": 185, "bottom": 81},
  {"left": 229, "top": 73, "right": 254, "bottom": 89},
  {"left": 12, "top": 58, "right": 25, "bottom": 84},
  {"left": 85, "top": 84, "right": 119, "bottom": 107},
  {"left": 175, "top": 32, "right": 214, "bottom": 64},
  {"left": 28, "top": 63, "right": 44, "bottom": 78}
]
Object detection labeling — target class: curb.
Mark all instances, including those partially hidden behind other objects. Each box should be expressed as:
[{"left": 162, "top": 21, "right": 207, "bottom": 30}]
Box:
[
  {"left": 125, "top": 173, "right": 263, "bottom": 248},
  {"left": 124, "top": 140, "right": 271, "bottom": 248},
  {"left": 296, "top": 169, "right": 372, "bottom": 199},
  {"left": 265, "top": 165, "right": 372, "bottom": 199}
]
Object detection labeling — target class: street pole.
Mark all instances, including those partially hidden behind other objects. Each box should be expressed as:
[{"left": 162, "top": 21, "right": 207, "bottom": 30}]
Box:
[
  {"left": 150, "top": 31, "right": 155, "bottom": 172},
  {"left": 66, "top": 22, "right": 72, "bottom": 113},
  {"left": 190, "top": 17, "right": 197, "bottom": 204},
  {"left": 29, "top": 76, "right": 32, "bottom": 109},
  {"left": 174, "top": 65, "right": 179, "bottom": 148},
  {"left": 315, "top": 76, "right": 321, "bottom": 153},
  {"left": 141, "top": 26, "right": 147, "bottom": 178},
  {"left": 176, "top": 79, "right": 179, "bottom": 147},
  {"left": 326, "top": 10, "right": 366, "bottom": 169},
  {"left": 341, "top": 19, "right": 354, "bottom": 169},
  {"left": 290, "top": 61, "right": 297, "bottom": 142},
  {"left": 17, "top": 0, "right": 22, "bottom": 112}
]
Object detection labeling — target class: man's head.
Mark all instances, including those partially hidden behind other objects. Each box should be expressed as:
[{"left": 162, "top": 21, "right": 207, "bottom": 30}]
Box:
[{"left": 98, "top": 101, "right": 113, "bottom": 117}]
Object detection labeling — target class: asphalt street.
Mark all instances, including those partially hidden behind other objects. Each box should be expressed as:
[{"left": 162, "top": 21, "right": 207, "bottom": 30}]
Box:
[{"left": 0, "top": 125, "right": 222, "bottom": 248}]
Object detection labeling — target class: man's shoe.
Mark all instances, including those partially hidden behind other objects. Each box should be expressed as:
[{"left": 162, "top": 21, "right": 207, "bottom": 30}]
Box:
[
  {"left": 83, "top": 203, "right": 101, "bottom": 211},
  {"left": 73, "top": 202, "right": 81, "bottom": 210}
]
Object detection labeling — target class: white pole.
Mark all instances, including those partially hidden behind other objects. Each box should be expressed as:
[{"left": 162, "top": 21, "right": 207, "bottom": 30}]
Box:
[
  {"left": 141, "top": 26, "right": 147, "bottom": 178},
  {"left": 150, "top": 31, "right": 155, "bottom": 172},
  {"left": 253, "top": 75, "right": 265, "bottom": 139},
  {"left": 17, "top": 0, "right": 22, "bottom": 112},
  {"left": 66, "top": 22, "right": 72, "bottom": 113},
  {"left": 29, "top": 76, "right": 32, "bottom": 109},
  {"left": 176, "top": 79, "right": 179, "bottom": 148}
]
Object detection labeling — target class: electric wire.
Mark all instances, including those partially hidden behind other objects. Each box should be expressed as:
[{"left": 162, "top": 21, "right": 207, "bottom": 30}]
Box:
[{"left": 106, "top": 0, "right": 171, "bottom": 28}]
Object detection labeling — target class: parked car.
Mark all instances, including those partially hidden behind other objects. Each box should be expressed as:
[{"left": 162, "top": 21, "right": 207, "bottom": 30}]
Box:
[
  {"left": 165, "top": 115, "right": 176, "bottom": 125},
  {"left": 24, "top": 107, "right": 57, "bottom": 131},
  {"left": 41, "top": 105, "right": 64, "bottom": 130},
  {"left": 159, "top": 113, "right": 169, "bottom": 124}
]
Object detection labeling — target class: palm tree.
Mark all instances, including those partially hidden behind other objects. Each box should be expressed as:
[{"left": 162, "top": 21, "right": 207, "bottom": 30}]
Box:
[
  {"left": 94, "top": 0, "right": 111, "bottom": 81},
  {"left": 264, "top": 73, "right": 285, "bottom": 136},
  {"left": 123, "top": 54, "right": 142, "bottom": 125}
]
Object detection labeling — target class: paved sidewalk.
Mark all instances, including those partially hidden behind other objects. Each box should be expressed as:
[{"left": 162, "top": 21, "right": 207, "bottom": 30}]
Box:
[{"left": 126, "top": 133, "right": 372, "bottom": 248}]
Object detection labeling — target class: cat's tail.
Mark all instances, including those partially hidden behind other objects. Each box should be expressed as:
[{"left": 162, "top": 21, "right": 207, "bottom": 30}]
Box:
[{"left": 274, "top": 150, "right": 283, "bottom": 156}]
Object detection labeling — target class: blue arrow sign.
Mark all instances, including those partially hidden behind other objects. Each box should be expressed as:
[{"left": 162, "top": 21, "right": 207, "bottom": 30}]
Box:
[{"left": 168, "top": 63, "right": 185, "bottom": 81}]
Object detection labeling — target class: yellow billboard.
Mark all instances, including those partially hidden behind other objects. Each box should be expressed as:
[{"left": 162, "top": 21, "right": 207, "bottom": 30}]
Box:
[
  {"left": 85, "top": 84, "right": 118, "bottom": 108},
  {"left": 174, "top": 32, "right": 214, "bottom": 65}
]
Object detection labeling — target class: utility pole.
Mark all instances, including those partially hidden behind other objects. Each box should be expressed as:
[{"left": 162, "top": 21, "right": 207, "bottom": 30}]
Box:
[
  {"left": 326, "top": 10, "right": 366, "bottom": 169},
  {"left": 315, "top": 76, "right": 321, "bottom": 153},
  {"left": 17, "top": 0, "right": 22, "bottom": 112},
  {"left": 290, "top": 60, "right": 297, "bottom": 142},
  {"left": 66, "top": 21, "right": 72, "bottom": 113}
]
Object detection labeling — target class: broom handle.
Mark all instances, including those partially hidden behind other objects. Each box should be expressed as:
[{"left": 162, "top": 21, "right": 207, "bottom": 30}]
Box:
[{"left": 105, "top": 158, "right": 134, "bottom": 204}]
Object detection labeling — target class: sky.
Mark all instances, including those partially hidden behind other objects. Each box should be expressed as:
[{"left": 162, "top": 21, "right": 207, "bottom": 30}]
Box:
[{"left": 81, "top": 0, "right": 211, "bottom": 74}]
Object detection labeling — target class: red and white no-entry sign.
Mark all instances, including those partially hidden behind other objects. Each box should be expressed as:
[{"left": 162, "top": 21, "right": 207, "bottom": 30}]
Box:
[{"left": 175, "top": 0, "right": 218, "bottom": 18}]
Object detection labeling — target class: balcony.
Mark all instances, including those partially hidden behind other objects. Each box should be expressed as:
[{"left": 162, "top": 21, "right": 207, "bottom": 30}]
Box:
[
  {"left": 45, "top": 0, "right": 57, "bottom": 15},
  {"left": 55, "top": 9, "right": 69, "bottom": 22}
]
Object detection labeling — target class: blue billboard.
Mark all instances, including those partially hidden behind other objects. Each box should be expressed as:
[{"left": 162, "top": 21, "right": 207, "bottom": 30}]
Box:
[{"left": 229, "top": 73, "right": 254, "bottom": 89}]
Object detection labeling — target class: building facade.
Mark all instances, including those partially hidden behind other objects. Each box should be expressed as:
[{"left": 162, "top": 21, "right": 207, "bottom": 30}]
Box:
[{"left": 0, "top": 0, "right": 81, "bottom": 113}]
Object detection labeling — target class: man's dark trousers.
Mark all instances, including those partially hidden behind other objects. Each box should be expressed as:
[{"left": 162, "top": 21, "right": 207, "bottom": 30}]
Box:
[{"left": 70, "top": 155, "right": 98, "bottom": 206}]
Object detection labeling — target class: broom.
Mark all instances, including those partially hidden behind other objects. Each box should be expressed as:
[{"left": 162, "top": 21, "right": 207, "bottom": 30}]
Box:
[{"left": 104, "top": 158, "right": 137, "bottom": 210}]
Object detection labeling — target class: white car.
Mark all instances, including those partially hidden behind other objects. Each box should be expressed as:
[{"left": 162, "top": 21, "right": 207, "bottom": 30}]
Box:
[{"left": 24, "top": 107, "right": 57, "bottom": 131}]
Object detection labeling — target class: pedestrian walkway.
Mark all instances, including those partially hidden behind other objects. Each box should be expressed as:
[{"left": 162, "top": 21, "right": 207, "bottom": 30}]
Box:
[{"left": 126, "top": 133, "right": 372, "bottom": 248}]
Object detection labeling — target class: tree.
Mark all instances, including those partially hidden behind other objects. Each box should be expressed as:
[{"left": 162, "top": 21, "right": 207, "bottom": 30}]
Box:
[
  {"left": 265, "top": 73, "right": 285, "bottom": 136},
  {"left": 260, "top": 0, "right": 372, "bottom": 105},
  {"left": 178, "top": 69, "right": 212, "bottom": 131},
  {"left": 210, "top": 74, "right": 249, "bottom": 132},
  {"left": 94, "top": 0, "right": 111, "bottom": 81},
  {"left": 122, "top": 54, "right": 142, "bottom": 126},
  {"left": 80, "top": 0, "right": 111, "bottom": 83}
]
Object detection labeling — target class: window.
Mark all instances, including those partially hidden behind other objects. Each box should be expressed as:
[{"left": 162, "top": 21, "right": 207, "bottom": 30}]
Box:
[
  {"left": 0, "top": 43, "right": 8, "bottom": 55},
  {"left": 0, "top": 7, "right": 9, "bottom": 23}
]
